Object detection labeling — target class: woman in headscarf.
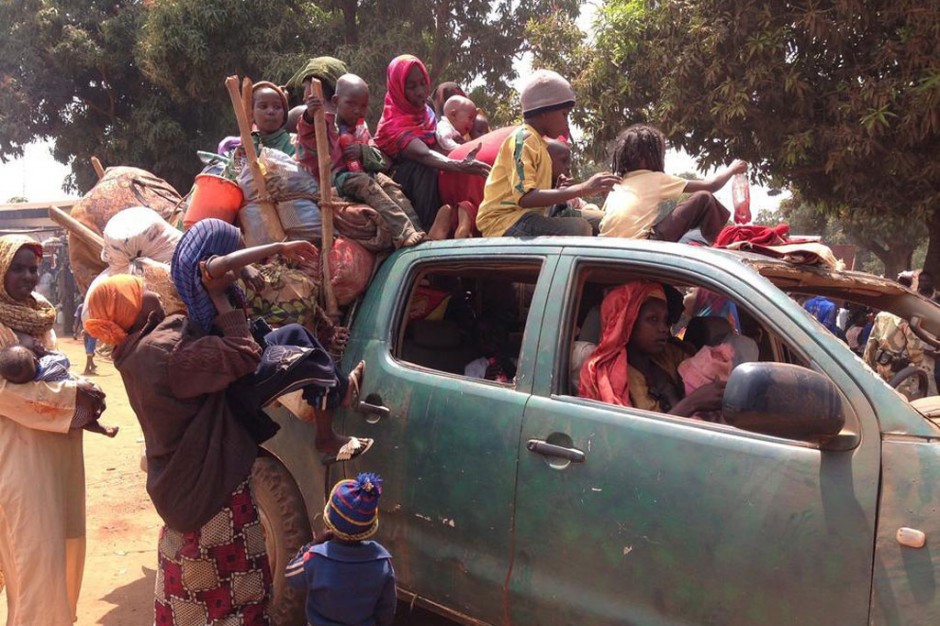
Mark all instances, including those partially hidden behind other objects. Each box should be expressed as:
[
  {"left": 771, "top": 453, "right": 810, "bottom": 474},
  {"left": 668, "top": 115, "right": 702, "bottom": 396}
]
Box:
[
  {"left": 578, "top": 281, "right": 724, "bottom": 416},
  {"left": 373, "top": 54, "right": 491, "bottom": 231},
  {"left": 0, "top": 235, "right": 106, "bottom": 625}
]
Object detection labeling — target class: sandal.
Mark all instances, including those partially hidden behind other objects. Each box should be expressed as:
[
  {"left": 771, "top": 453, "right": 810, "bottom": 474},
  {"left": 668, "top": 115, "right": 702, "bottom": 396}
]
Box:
[{"left": 322, "top": 437, "right": 374, "bottom": 465}]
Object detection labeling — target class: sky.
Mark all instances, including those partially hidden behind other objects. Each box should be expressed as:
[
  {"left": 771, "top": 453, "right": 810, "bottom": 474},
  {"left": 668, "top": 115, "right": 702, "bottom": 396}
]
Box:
[{"left": 0, "top": 1, "right": 787, "bottom": 217}]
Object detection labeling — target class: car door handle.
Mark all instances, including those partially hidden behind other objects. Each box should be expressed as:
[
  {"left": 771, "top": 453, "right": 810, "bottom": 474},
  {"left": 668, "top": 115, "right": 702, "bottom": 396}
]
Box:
[
  {"left": 526, "top": 439, "right": 585, "bottom": 463},
  {"left": 357, "top": 400, "right": 390, "bottom": 420}
]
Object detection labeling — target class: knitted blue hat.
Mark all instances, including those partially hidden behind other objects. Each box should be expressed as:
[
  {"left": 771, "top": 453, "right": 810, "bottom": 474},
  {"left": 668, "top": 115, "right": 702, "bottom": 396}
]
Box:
[
  {"left": 171, "top": 218, "right": 243, "bottom": 333},
  {"left": 323, "top": 473, "right": 383, "bottom": 541}
]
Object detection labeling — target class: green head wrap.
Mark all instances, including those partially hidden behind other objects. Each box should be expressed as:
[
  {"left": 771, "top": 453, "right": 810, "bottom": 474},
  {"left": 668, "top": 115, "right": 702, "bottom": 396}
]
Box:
[{"left": 287, "top": 56, "right": 348, "bottom": 99}]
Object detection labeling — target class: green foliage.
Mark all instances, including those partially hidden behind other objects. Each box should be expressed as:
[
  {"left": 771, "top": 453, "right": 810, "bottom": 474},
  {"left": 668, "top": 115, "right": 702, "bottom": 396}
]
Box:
[{"left": 575, "top": 0, "right": 940, "bottom": 274}]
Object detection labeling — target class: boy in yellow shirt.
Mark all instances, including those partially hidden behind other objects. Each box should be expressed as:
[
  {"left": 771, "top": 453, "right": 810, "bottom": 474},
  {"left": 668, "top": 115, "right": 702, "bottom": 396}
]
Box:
[{"left": 476, "top": 70, "right": 619, "bottom": 237}]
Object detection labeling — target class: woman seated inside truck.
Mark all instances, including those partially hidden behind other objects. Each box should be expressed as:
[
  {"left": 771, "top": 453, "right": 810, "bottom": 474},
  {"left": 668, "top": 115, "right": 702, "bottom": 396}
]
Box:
[{"left": 578, "top": 281, "right": 725, "bottom": 417}]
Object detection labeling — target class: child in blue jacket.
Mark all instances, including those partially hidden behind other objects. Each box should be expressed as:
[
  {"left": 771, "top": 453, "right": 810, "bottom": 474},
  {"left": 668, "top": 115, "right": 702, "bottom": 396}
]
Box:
[{"left": 286, "top": 473, "right": 396, "bottom": 626}]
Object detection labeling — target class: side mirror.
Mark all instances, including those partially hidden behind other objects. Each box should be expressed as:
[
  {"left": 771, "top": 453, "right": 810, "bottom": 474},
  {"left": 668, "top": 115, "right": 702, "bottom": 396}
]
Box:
[{"left": 722, "top": 363, "right": 847, "bottom": 445}]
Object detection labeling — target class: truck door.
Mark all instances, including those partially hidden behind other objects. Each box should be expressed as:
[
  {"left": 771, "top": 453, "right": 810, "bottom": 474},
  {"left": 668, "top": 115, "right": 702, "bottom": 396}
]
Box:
[
  {"left": 509, "top": 251, "right": 880, "bottom": 625},
  {"left": 340, "top": 248, "right": 558, "bottom": 624}
]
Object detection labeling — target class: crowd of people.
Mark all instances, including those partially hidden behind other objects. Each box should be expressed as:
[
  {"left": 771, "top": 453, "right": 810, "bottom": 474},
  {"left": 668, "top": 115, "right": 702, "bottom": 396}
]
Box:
[
  {"left": 223, "top": 53, "right": 747, "bottom": 252},
  {"left": 1, "top": 47, "right": 938, "bottom": 626}
]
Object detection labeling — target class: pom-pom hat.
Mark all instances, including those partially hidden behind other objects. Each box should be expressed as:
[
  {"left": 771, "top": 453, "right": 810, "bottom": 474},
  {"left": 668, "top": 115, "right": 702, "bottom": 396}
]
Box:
[
  {"left": 520, "top": 69, "right": 576, "bottom": 115},
  {"left": 324, "top": 473, "right": 383, "bottom": 541}
]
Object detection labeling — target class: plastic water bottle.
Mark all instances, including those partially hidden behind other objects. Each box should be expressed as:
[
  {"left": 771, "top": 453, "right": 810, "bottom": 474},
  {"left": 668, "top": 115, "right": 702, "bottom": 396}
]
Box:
[
  {"left": 338, "top": 118, "right": 369, "bottom": 172},
  {"left": 732, "top": 172, "right": 751, "bottom": 224}
]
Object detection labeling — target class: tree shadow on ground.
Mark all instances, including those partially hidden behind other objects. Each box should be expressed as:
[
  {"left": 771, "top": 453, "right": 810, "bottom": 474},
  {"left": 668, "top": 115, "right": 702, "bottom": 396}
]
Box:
[{"left": 97, "top": 566, "right": 156, "bottom": 626}]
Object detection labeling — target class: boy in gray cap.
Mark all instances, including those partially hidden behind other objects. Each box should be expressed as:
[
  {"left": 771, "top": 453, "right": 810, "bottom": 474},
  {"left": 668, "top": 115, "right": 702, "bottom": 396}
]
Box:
[{"left": 475, "top": 69, "right": 619, "bottom": 238}]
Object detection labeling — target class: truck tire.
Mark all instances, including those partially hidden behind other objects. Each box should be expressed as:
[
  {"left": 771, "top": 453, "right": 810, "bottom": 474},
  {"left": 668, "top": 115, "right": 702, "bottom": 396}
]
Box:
[{"left": 250, "top": 455, "right": 312, "bottom": 626}]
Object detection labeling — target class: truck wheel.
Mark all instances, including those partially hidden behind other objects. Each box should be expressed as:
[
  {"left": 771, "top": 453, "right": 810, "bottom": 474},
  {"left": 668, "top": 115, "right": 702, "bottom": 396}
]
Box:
[{"left": 250, "top": 455, "right": 312, "bottom": 626}]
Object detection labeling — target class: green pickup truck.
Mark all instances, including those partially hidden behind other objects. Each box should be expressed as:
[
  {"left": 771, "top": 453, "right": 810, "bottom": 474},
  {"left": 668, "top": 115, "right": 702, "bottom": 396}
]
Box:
[{"left": 254, "top": 238, "right": 940, "bottom": 626}]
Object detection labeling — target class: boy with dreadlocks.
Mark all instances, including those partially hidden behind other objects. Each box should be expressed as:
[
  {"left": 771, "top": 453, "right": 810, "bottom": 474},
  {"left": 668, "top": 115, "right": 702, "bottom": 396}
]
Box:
[{"left": 599, "top": 124, "right": 746, "bottom": 245}]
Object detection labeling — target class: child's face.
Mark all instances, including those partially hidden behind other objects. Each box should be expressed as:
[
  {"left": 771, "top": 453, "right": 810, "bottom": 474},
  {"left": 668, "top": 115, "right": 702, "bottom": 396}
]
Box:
[
  {"left": 532, "top": 106, "right": 572, "bottom": 141},
  {"left": 628, "top": 298, "right": 670, "bottom": 356},
  {"left": 448, "top": 104, "right": 477, "bottom": 136},
  {"left": 253, "top": 88, "right": 286, "bottom": 134},
  {"left": 549, "top": 147, "right": 571, "bottom": 182},
  {"left": 333, "top": 88, "right": 370, "bottom": 127},
  {"left": 404, "top": 65, "right": 430, "bottom": 110}
]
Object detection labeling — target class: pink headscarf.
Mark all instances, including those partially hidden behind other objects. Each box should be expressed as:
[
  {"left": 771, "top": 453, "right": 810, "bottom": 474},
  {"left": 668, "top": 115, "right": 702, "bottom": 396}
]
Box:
[
  {"left": 578, "top": 281, "right": 665, "bottom": 406},
  {"left": 373, "top": 55, "right": 438, "bottom": 158}
]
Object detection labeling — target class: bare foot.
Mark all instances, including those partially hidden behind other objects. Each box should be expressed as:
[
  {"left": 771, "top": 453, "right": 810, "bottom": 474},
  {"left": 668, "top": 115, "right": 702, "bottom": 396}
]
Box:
[
  {"left": 328, "top": 326, "right": 350, "bottom": 357},
  {"left": 455, "top": 201, "right": 474, "bottom": 239},
  {"left": 399, "top": 230, "right": 427, "bottom": 248},
  {"left": 85, "top": 423, "right": 119, "bottom": 438},
  {"left": 342, "top": 360, "right": 365, "bottom": 408},
  {"left": 428, "top": 204, "right": 454, "bottom": 240}
]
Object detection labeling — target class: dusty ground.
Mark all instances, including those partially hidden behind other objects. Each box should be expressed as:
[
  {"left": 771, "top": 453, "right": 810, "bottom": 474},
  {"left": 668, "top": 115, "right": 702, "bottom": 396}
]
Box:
[{"left": 1, "top": 336, "right": 453, "bottom": 626}]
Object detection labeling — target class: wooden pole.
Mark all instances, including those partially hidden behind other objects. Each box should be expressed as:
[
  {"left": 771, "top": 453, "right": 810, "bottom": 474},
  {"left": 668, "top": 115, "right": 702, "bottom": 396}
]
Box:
[
  {"left": 224, "top": 75, "right": 286, "bottom": 243},
  {"left": 308, "top": 79, "right": 340, "bottom": 321},
  {"left": 48, "top": 205, "right": 104, "bottom": 256},
  {"left": 90, "top": 156, "right": 105, "bottom": 179}
]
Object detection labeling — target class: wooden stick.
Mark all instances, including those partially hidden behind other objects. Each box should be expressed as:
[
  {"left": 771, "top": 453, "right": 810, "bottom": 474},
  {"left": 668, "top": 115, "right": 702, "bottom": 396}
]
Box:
[
  {"left": 308, "top": 79, "right": 340, "bottom": 321},
  {"left": 224, "top": 75, "right": 286, "bottom": 243},
  {"left": 90, "top": 156, "right": 105, "bottom": 179},
  {"left": 48, "top": 205, "right": 104, "bottom": 255}
]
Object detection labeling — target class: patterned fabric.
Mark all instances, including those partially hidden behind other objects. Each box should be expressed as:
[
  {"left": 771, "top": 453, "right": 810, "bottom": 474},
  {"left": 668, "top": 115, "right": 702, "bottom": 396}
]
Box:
[
  {"left": 863, "top": 311, "right": 936, "bottom": 396},
  {"left": 373, "top": 55, "right": 438, "bottom": 158},
  {"left": 323, "top": 473, "right": 383, "bottom": 541},
  {"left": 172, "top": 219, "right": 243, "bottom": 333},
  {"left": 0, "top": 236, "right": 56, "bottom": 335},
  {"left": 155, "top": 481, "right": 272, "bottom": 626}
]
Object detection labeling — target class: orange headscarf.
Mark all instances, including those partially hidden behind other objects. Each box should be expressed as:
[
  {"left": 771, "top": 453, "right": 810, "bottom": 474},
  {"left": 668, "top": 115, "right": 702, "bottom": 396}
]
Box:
[
  {"left": 84, "top": 275, "right": 144, "bottom": 345},
  {"left": 578, "top": 281, "right": 665, "bottom": 406}
]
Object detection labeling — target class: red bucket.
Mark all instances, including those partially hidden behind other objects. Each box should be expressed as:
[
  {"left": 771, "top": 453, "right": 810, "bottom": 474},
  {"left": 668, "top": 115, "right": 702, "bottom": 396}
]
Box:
[{"left": 183, "top": 173, "right": 244, "bottom": 228}]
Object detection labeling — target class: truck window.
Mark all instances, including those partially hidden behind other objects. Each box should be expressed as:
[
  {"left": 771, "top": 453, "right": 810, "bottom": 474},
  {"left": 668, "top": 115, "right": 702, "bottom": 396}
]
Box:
[
  {"left": 563, "top": 265, "right": 812, "bottom": 414},
  {"left": 394, "top": 261, "right": 543, "bottom": 382}
]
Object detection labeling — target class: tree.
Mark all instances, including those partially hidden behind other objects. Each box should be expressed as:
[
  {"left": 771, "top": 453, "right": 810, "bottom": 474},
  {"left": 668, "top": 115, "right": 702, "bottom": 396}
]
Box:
[
  {"left": 1, "top": 1, "right": 583, "bottom": 197},
  {"left": 575, "top": 0, "right": 940, "bottom": 275}
]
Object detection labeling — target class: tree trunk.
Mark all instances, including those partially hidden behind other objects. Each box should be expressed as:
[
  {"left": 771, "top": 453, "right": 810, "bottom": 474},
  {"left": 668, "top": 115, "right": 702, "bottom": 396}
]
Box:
[
  {"left": 340, "top": 0, "right": 358, "bottom": 46},
  {"left": 923, "top": 205, "right": 940, "bottom": 277}
]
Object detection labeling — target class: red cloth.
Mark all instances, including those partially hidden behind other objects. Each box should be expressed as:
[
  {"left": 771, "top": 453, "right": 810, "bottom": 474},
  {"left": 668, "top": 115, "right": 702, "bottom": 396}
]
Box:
[
  {"left": 578, "top": 281, "right": 665, "bottom": 406},
  {"left": 438, "top": 125, "right": 515, "bottom": 235},
  {"left": 715, "top": 224, "right": 790, "bottom": 248},
  {"left": 373, "top": 55, "right": 438, "bottom": 158}
]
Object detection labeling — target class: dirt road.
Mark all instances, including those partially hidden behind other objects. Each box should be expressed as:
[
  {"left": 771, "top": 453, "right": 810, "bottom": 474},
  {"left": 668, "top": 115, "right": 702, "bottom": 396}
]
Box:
[{"left": 1, "top": 336, "right": 453, "bottom": 625}]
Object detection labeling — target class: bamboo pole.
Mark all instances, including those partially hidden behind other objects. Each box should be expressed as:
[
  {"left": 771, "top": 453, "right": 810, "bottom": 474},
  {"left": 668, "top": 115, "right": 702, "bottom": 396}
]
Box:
[
  {"left": 48, "top": 205, "right": 104, "bottom": 256},
  {"left": 308, "top": 79, "right": 340, "bottom": 321},
  {"left": 90, "top": 156, "right": 105, "bottom": 179},
  {"left": 223, "top": 75, "right": 286, "bottom": 243}
]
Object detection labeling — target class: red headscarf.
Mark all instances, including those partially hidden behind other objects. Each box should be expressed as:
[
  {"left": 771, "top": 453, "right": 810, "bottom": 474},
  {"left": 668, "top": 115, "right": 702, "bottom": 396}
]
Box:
[
  {"left": 373, "top": 55, "right": 438, "bottom": 158},
  {"left": 578, "top": 281, "right": 665, "bottom": 406}
]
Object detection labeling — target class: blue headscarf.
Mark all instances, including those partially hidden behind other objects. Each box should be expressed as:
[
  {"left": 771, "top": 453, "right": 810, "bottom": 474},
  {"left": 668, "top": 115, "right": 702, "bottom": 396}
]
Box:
[{"left": 171, "top": 219, "right": 244, "bottom": 333}]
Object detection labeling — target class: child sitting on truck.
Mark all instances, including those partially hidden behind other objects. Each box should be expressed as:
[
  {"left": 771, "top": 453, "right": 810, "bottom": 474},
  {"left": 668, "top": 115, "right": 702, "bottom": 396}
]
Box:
[
  {"left": 599, "top": 124, "right": 746, "bottom": 245},
  {"left": 435, "top": 95, "right": 478, "bottom": 153},
  {"left": 475, "top": 69, "right": 620, "bottom": 238},
  {"left": 321, "top": 73, "right": 434, "bottom": 247}
]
